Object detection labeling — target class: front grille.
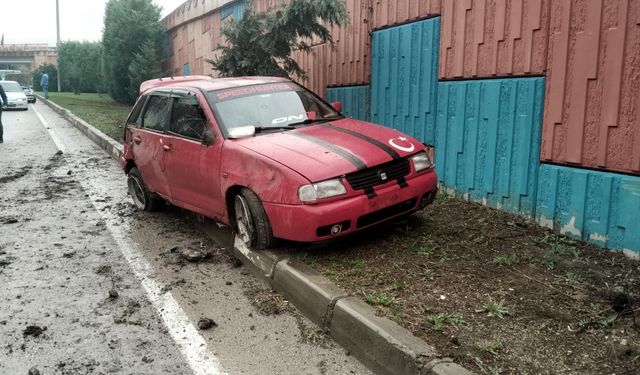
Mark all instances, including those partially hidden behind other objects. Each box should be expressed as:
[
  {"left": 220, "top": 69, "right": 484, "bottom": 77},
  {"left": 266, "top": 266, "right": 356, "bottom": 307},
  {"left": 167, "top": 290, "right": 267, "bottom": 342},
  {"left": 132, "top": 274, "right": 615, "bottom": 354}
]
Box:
[
  {"left": 356, "top": 198, "right": 417, "bottom": 228},
  {"left": 345, "top": 158, "right": 410, "bottom": 192}
]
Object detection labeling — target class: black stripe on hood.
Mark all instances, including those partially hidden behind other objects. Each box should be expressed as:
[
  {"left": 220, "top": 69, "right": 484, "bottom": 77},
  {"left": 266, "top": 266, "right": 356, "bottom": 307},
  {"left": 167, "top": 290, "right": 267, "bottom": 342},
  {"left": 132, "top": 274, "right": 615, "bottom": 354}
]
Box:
[
  {"left": 321, "top": 124, "right": 401, "bottom": 160},
  {"left": 288, "top": 131, "right": 367, "bottom": 171}
]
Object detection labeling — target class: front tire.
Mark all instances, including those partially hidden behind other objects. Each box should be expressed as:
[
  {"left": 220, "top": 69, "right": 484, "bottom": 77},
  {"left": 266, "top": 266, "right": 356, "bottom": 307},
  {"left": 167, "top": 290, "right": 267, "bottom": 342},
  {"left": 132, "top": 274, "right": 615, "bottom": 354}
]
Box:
[
  {"left": 234, "top": 188, "right": 275, "bottom": 250},
  {"left": 127, "top": 167, "right": 163, "bottom": 211}
]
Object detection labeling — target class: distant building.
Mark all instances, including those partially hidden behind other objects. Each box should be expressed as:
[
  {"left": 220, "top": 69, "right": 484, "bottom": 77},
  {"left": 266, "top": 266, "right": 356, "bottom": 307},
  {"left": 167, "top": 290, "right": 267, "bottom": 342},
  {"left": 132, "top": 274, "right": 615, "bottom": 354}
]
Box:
[{"left": 0, "top": 44, "right": 58, "bottom": 83}]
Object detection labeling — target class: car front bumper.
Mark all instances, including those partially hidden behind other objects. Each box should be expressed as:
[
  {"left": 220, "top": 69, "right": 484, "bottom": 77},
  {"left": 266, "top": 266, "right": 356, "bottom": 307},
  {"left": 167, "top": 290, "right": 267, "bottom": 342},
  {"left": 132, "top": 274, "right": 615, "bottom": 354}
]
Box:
[
  {"left": 4, "top": 101, "right": 28, "bottom": 109},
  {"left": 263, "top": 170, "right": 438, "bottom": 243}
]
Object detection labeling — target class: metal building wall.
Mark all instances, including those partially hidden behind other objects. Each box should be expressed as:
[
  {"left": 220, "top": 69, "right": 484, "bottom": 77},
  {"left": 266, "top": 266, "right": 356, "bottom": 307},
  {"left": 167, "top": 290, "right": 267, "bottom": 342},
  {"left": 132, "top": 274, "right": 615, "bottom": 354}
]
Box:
[
  {"left": 536, "top": 164, "right": 640, "bottom": 258},
  {"left": 326, "top": 85, "right": 371, "bottom": 122},
  {"left": 541, "top": 0, "right": 640, "bottom": 175},
  {"left": 370, "top": 18, "right": 440, "bottom": 145},
  {"left": 439, "top": 0, "right": 549, "bottom": 79},
  {"left": 436, "top": 78, "right": 545, "bottom": 218},
  {"left": 372, "top": 0, "right": 441, "bottom": 30}
]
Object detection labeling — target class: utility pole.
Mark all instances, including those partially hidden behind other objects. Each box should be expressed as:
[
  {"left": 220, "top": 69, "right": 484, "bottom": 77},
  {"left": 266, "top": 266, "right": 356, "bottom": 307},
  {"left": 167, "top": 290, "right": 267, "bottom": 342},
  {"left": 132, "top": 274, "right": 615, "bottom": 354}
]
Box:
[{"left": 56, "top": 0, "right": 61, "bottom": 92}]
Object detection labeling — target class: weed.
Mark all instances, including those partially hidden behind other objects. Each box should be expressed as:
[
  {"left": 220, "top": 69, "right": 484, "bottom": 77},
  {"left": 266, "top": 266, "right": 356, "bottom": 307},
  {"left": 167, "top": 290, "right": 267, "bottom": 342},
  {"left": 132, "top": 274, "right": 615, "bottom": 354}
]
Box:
[
  {"left": 425, "top": 312, "right": 465, "bottom": 331},
  {"left": 548, "top": 242, "right": 567, "bottom": 256},
  {"left": 438, "top": 249, "right": 450, "bottom": 261},
  {"left": 418, "top": 244, "right": 433, "bottom": 256},
  {"left": 453, "top": 347, "right": 471, "bottom": 362},
  {"left": 577, "top": 313, "right": 618, "bottom": 329},
  {"left": 297, "top": 253, "right": 316, "bottom": 266},
  {"left": 563, "top": 271, "right": 583, "bottom": 284},
  {"left": 323, "top": 269, "right": 336, "bottom": 280},
  {"left": 447, "top": 312, "right": 466, "bottom": 325},
  {"left": 493, "top": 254, "right": 518, "bottom": 267},
  {"left": 351, "top": 259, "right": 365, "bottom": 269},
  {"left": 390, "top": 307, "right": 403, "bottom": 322},
  {"left": 435, "top": 192, "right": 449, "bottom": 203},
  {"left": 365, "top": 293, "right": 396, "bottom": 307},
  {"left": 426, "top": 314, "right": 446, "bottom": 331},
  {"left": 479, "top": 339, "right": 503, "bottom": 355},
  {"left": 598, "top": 313, "right": 618, "bottom": 327},
  {"left": 483, "top": 299, "right": 512, "bottom": 319}
]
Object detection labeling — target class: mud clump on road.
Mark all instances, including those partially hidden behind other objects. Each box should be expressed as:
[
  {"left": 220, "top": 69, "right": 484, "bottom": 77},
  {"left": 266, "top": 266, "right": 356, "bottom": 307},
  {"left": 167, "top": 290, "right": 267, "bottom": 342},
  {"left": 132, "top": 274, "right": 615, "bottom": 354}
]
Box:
[
  {"left": 0, "top": 166, "right": 31, "bottom": 184},
  {"left": 28, "top": 367, "right": 40, "bottom": 375},
  {"left": 94, "top": 265, "right": 112, "bottom": 275},
  {"left": 0, "top": 216, "right": 19, "bottom": 224},
  {"left": 197, "top": 317, "right": 217, "bottom": 330},
  {"left": 23, "top": 325, "right": 46, "bottom": 337}
]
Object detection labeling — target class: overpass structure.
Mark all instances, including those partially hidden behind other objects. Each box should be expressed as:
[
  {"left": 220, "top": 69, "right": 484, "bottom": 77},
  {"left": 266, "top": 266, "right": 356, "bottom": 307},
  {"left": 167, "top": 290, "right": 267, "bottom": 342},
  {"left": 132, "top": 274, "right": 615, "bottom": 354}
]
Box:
[{"left": 0, "top": 44, "right": 57, "bottom": 83}]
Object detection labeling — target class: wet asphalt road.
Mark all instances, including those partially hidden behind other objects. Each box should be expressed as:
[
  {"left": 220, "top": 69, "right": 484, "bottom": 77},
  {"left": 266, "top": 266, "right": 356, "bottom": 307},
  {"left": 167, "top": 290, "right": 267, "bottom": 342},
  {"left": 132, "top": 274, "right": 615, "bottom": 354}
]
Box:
[{"left": 0, "top": 102, "right": 370, "bottom": 375}]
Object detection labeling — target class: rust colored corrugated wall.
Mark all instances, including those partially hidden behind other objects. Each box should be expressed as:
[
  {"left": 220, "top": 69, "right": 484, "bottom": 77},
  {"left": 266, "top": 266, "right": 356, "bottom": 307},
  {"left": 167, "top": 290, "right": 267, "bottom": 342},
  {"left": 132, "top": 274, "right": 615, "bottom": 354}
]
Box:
[
  {"left": 371, "top": 0, "right": 441, "bottom": 29},
  {"left": 541, "top": 0, "right": 640, "bottom": 174},
  {"left": 439, "top": 0, "right": 549, "bottom": 79}
]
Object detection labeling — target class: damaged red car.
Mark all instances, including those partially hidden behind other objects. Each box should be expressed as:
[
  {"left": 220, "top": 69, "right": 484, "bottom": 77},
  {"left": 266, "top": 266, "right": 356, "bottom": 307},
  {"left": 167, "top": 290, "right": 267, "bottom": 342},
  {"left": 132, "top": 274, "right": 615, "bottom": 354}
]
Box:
[{"left": 120, "top": 76, "right": 438, "bottom": 249}]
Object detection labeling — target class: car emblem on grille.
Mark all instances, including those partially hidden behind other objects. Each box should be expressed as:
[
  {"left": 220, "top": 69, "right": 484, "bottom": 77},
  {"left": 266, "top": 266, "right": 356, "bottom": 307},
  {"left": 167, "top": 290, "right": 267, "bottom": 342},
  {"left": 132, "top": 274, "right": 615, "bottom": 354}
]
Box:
[{"left": 379, "top": 172, "right": 388, "bottom": 181}]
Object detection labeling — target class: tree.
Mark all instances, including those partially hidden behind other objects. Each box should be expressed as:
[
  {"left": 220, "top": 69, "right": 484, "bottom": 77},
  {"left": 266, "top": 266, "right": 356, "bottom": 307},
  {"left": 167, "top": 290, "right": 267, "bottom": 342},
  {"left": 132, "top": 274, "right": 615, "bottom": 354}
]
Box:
[
  {"left": 209, "top": 0, "right": 348, "bottom": 78},
  {"left": 102, "top": 0, "right": 164, "bottom": 104},
  {"left": 127, "top": 39, "right": 162, "bottom": 101},
  {"left": 31, "top": 64, "right": 58, "bottom": 92},
  {"left": 58, "top": 41, "right": 104, "bottom": 94}
]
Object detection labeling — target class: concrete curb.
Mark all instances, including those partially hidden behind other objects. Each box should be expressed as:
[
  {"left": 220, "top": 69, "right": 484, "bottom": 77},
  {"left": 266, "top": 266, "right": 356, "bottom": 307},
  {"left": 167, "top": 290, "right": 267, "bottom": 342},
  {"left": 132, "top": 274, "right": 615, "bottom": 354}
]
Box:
[
  {"left": 232, "top": 238, "right": 474, "bottom": 375},
  {"left": 38, "top": 95, "right": 474, "bottom": 375},
  {"left": 36, "top": 94, "right": 124, "bottom": 160}
]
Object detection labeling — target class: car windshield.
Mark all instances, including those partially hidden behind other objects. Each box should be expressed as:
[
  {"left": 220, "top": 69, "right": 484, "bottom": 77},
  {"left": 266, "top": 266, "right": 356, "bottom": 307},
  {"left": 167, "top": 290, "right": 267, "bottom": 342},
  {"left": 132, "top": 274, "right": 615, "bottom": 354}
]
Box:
[
  {"left": 206, "top": 82, "right": 341, "bottom": 134},
  {"left": 1, "top": 82, "right": 24, "bottom": 92}
]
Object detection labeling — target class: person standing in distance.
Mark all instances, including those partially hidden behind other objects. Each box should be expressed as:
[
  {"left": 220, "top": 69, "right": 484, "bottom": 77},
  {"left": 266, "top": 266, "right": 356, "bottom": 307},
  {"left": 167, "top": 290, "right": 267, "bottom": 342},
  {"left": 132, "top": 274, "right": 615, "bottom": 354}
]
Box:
[
  {"left": 0, "top": 82, "right": 7, "bottom": 143},
  {"left": 40, "top": 72, "right": 49, "bottom": 99}
]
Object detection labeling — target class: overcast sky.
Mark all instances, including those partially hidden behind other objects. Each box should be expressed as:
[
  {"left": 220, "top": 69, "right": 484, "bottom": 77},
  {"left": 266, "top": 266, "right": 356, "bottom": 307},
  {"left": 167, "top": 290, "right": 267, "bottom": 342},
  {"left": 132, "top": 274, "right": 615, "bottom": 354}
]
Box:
[{"left": 0, "top": 0, "right": 187, "bottom": 46}]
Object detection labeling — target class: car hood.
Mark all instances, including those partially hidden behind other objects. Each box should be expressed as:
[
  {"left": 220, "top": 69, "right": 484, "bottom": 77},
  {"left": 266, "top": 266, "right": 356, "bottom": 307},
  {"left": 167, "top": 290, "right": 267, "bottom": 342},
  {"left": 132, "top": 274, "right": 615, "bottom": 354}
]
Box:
[
  {"left": 233, "top": 118, "right": 424, "bottom": 182},
  {"left": 6, "top": 92, "right": 27, "bottom": 100}
]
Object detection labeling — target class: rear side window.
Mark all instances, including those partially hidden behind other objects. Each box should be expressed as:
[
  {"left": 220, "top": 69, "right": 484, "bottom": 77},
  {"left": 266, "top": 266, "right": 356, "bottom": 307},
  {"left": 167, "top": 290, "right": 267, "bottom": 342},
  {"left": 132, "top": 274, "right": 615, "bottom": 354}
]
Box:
[
  {"left": 126, "top": 96, "right": 147, "bottom": 128},
  {"left": 142, "top": 95, "right": 171, "bottom": 132},
  {"left": 169, "top": 96, "right": 207, "bottom": 140}
]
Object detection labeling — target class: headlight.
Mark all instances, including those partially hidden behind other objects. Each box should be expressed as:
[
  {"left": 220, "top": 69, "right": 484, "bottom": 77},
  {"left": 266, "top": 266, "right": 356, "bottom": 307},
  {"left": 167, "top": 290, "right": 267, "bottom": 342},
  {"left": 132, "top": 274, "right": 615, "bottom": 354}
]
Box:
[
  {"left": 298, "top": 178, "right": 347, "bottom": 202},
  {"left": 17, "top": 98, "right": 25, "bottom": 102},
  {"left": 410, "top": 152, "right": 433, "bottom": 172}
]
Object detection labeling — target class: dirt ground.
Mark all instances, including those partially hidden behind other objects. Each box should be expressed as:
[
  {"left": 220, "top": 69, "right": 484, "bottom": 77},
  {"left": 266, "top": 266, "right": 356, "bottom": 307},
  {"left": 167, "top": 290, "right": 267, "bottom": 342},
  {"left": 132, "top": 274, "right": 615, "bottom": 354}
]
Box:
[{"left": 289, "top": 195, "right": 640, "bottom": 374}]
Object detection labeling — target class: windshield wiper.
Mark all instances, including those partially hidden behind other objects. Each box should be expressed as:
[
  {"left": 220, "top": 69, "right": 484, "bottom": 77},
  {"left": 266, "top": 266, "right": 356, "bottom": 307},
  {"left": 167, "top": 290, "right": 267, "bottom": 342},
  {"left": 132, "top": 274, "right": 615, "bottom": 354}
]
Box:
[
  {"left": 254, "top": 126, "right": 296, "bottom": 133},
  {"left": 288, "top": 116, "right": 343, "bottom": 127}
]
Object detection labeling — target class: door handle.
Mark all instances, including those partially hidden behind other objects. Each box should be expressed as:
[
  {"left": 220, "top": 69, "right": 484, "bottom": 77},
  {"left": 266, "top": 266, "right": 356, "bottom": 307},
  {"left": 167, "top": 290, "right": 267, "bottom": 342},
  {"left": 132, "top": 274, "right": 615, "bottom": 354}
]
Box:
[
  {"left": 132, "top": 136, "right": 142, "bottom": 144},
  {"left": 163, "top": 144, "right": 172, "bottom": 151}
]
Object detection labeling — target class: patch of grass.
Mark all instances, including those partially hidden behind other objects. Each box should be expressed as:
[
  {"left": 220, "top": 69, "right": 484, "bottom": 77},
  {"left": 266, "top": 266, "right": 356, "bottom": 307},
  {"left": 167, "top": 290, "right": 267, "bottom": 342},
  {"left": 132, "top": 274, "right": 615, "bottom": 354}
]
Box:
[
  {"left": 350, "top": 259, "right": 365, "bottom": 268},
  {"left": 47, "top": 92, "right": 132, "bottom": 143},
  {"left": 493, "top": 254, "right": 519, "bottom": 267},
  {"left": 425, "top": 312, "right": 466, "bottom": 331},
  {"left": 365, "top": 293, "right": 396, "bottom": 307},
  {"left": 437, "top": 249, "right": 450, "bottom": 261},
  {"left": 482, "top": 299, "right": 512, "bottom": 319}
]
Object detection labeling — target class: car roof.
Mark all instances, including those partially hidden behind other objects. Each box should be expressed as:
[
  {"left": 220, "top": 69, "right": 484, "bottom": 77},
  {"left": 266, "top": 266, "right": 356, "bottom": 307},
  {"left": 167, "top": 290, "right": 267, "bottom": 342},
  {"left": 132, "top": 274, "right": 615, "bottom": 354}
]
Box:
[{"left": 140, "top": 75, "right": 291, "bottom": 94}]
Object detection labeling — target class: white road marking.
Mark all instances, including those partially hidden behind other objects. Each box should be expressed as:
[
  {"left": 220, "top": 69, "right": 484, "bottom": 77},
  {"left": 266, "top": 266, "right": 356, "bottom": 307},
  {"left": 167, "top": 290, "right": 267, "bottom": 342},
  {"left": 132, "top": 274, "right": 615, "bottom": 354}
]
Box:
[
  {"left": 40, "top": 108, "right": 227, "bottom": 375},
  {"left": 32, "top": 104, "right": 67, "bottom": 153}
]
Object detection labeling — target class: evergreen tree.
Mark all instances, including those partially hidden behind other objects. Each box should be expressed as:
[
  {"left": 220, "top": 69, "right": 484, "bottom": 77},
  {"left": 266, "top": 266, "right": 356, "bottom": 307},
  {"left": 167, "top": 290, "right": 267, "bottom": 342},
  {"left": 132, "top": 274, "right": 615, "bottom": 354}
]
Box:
[
  {"left": 102, "top": 0, "right": 164, "bottom": 104},
  {"left": 210, "top": 0, "right": 348, "bottom": 78}
]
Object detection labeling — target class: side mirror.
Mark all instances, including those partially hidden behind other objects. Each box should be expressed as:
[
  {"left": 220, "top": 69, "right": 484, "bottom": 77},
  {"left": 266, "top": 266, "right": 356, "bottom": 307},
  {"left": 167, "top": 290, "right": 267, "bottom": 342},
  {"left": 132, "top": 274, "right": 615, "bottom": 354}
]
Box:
[
  {"left": 202, "top": 127, "right": 215, "bottom": 146},
  {"left": 331, "top": 101, "right": 343, "bottom": 112}
]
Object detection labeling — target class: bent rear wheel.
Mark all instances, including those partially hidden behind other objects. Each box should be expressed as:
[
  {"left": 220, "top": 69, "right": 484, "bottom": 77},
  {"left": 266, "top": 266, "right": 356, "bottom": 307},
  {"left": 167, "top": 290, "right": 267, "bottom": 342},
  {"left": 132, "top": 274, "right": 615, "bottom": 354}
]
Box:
[
  {"left": 234, "top": 188, "right": 275, "bottom": 250},
  {"left": 127, "top": 167, "right": 163, "bottom": 211}
]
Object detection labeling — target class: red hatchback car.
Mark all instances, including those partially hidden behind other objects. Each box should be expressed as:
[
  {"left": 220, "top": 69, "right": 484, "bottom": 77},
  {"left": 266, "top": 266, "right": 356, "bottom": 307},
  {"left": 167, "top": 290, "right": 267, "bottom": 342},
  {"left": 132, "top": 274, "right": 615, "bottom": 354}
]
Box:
[{"left": 120, "top": 76, "right": 438, "bottom": 249}]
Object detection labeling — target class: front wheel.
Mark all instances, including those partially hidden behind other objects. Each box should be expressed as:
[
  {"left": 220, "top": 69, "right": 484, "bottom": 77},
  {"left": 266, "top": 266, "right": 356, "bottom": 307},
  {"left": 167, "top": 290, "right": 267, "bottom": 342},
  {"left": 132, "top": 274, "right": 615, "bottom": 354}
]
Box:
[
  {"left": 234, "top": 188, "right": 275, "bottom": 250},
  {"left": 127, "top": 167, "right": 163, "bottom": 211}
]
